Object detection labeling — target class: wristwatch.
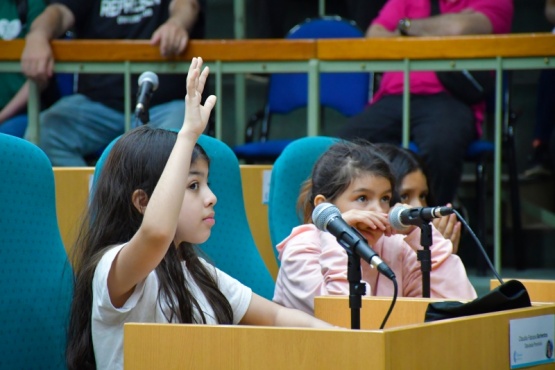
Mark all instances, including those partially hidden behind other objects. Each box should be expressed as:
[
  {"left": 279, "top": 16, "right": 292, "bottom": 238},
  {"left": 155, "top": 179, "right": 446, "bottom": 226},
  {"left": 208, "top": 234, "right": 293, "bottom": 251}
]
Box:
[{"left": 398, "top": 18, "right": 411, "bottom": 36}]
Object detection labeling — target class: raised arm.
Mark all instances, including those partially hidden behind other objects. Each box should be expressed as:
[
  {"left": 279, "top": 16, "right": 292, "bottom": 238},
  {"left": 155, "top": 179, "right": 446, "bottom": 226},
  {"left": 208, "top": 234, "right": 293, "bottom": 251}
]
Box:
[
  {"left": 21, "top": 4, "right": 75, "bottom": 84},
  {"left": 107, "top": 57, "right": 216, "bottom": 308},
  {"left": 150, "top": 0, "right": 200, "bottom": 57}
]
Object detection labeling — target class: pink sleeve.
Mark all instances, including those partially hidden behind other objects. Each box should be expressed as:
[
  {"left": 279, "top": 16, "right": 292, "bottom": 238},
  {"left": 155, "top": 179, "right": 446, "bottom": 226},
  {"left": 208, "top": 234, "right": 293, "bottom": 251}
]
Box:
[
  {"left": 272, "top": 227, "right": 349, "bottom": 314},
  {"left": 401, "top": 226, "right": 477, "bottom": 300},
  {"left": 468, "top": 0, "right": 514, "bottom": 34},
  {"left": 319, "top": 232, "right": 350, "bottom": 296},
  {"left": 273, "top": 230, "right": 327, "bottom": 313},
  {"left": 371, "top": 0, "right": 406, "bottom": 31}
]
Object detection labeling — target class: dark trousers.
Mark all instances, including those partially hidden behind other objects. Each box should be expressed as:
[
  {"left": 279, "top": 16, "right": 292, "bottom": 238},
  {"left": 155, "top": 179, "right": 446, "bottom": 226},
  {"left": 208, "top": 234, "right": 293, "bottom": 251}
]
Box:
[{"left": 337, "top": 93, "right": 475, "bottom": 205}]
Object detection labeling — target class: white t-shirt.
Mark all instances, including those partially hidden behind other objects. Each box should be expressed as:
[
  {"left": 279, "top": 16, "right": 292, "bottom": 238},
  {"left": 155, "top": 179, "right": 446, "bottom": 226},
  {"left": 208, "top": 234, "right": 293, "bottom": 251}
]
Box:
[{"left": 91, "top": 244, "right": 252, "bottom": 369}]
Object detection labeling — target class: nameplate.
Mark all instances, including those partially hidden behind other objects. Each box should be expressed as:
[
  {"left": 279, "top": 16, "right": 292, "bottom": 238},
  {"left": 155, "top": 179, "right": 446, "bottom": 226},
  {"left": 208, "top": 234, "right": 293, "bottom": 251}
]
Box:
[{"left": 510, "top": 314, "right": 554, "bottom": 369}]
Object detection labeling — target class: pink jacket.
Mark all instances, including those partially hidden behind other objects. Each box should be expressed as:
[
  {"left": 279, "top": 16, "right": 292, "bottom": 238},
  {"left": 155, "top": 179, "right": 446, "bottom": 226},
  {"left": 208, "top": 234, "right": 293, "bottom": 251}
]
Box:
[{"left": 273, "top": 224, "right": 477, "bottom": 314}]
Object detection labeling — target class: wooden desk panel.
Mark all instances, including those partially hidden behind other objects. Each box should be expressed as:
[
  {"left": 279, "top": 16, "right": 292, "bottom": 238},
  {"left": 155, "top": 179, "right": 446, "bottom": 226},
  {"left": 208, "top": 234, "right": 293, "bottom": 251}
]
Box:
[
  {"left": 124, "top": 301, "right": 555, "bottom": 369},
  {"left": 53, "top": 167, "right": 94, "bottom": 257},
  {"left": 239, "top": 165, "right": 277, "bottom": 278},
  {"left": 491, "top": 279, "right": 555, "bottom": 302}
]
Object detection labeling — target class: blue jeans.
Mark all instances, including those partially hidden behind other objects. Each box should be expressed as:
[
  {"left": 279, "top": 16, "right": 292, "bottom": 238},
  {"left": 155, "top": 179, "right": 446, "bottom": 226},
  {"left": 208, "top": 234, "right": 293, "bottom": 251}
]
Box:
[
  {"left": 0, "top": 114, "right": 28, "bottom": 138},
  {"left": 33, "top": 94, "right": 184, "bottom": 166}
]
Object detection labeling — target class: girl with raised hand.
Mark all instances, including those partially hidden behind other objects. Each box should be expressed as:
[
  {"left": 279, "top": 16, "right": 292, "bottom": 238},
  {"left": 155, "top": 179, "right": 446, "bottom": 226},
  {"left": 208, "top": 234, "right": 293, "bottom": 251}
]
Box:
[
  {"left": 273, "top": 140, "right": 476, "bottom": 315},
  {"left": 66, "top": 57, "right": 333, "bottom": 370}
]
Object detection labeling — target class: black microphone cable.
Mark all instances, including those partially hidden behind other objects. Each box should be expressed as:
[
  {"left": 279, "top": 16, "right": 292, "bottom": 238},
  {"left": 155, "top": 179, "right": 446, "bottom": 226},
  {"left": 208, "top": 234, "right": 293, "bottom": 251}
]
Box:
[
  {"left": 453, "top": 209, "right": 504, "bottom": 285},
  {"left": 380, "top": 278, "right": 398, "bottom": 330}
]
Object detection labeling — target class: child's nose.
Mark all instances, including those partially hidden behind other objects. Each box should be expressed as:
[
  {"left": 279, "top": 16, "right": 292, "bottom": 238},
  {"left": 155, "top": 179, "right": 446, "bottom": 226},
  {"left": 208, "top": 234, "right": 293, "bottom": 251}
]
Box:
[
  {"left": 206, "top": 189, "right": 217, "bottom": 207},
  {"left": 367, "top": 202, "right": 382, "bottom": 212}
]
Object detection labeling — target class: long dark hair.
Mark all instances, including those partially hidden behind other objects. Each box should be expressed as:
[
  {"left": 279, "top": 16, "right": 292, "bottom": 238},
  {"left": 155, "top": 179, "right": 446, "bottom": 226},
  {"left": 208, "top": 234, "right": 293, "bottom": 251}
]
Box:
[
  {"left": 374, "top": 143, "right": 436, "bottom": 205},
  {"left": 298, "top": 140, "right": 395, "bottom": 223},
  {"left": 66, "top": 126, "right": 233, "bottom": 369}
]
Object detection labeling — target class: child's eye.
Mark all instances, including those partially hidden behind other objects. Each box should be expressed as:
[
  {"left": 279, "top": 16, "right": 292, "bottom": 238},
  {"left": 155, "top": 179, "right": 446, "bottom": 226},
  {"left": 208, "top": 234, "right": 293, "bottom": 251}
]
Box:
[
  {"left": 189, "top": 182, "right": 199, "bottom": 190},
  {"left": 356, "top": 195, "right": 367, "bottom": 202},
  {"left": 419, "top": 193, "right": 428, "bottom": 200},
  {"left": 400, "top": 194, "right": 409, "bottom": 202},
  {"left": 381, "top": 195, "right": 391, "bottom": 203}
]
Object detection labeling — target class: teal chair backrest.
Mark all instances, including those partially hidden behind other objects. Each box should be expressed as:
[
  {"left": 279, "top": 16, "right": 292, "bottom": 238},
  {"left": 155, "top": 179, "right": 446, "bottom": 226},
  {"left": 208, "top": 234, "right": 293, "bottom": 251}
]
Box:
[
  {"left": 93, "top": 132, "right": 275, "bottom": 299},
  {"left": 268, "top": 136, "right": 339, "bottom": 264},
  {"left": 0, "top": 134, "right": 73, "bottom": 369}
]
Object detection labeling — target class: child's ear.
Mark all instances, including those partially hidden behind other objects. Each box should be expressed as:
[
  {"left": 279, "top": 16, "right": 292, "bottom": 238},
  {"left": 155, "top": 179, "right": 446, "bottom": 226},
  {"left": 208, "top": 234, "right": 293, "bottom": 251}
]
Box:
[
  {"left": 132, "top": 189, "right": 149, "bottom": 214},
  {"left": 313, "top": 194, "right": 327, "bottom": 207}
]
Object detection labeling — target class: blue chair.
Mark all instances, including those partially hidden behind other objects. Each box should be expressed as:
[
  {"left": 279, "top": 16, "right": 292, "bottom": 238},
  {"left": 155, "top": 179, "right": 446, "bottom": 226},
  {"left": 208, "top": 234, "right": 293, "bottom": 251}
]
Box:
[
  {"left": 268, "top": 136, "right": 339, "bottom": 265},
  {"left": 233, "top": 16, "right": 369, "bottom": 162},
  {"left": 93, "top": 131, "right": 275, "bottom": 299},
  {"left": 0, "top": 134, "right": 73, "bottom": 369}
]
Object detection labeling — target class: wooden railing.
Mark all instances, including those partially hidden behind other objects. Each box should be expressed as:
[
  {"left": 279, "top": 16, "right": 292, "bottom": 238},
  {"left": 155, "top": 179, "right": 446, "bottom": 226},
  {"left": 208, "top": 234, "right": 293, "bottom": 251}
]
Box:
[{"left": 2, "top": 33, "right": 555, "bottom": 272}]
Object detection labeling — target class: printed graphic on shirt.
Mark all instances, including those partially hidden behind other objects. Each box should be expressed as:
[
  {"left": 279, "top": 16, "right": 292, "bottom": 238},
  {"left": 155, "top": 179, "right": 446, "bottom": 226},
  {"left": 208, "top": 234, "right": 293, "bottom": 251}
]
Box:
[
  {"left": 0, "top": 19, "right": 22, "bottom": 40},
  {"left": 100, "top": 0, "right": 161, "bottom": 25}
]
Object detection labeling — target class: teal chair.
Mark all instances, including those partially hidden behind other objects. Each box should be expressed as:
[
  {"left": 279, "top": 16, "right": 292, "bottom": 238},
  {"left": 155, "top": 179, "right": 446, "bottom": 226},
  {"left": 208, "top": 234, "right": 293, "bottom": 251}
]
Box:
[
  {"left": 268, "top": 136, "right": 339, "bottom": 264},
  {"left": 0, "top": 134, "right": 73, "bottom": 369},
  {"left": 93, "top": 131, "right": 275, "bottom": 299}
]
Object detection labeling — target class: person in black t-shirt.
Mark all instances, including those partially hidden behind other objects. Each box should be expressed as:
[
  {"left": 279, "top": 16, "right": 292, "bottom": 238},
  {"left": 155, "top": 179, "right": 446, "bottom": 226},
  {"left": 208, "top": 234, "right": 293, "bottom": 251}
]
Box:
[{"left": 21, "top": 0, "right": 202, "bottom": 166}]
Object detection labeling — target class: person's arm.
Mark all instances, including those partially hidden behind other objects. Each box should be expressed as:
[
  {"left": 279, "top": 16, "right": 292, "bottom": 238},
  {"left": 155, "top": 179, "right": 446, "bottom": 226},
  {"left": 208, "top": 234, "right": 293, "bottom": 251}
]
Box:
[
  {"left": 150, "top": 0, "right": 200, "bottom": 57},
  {"left": 107, "top": 57, "right": 216, "bottom": 308},
  {"left": 402, "top": 9, "right": 492, "bottom": 37},
  {"left": 274, "top": 227, "right": 340, "bottom": 314},
  {"left": 21, "top": 4, "right": 75, "bottom": 84},
  {"left": 240, "top": 294, "right": 334, "bottom": 328},
  {"left": 366, "top": 23, "right": 400, "bottom": 38},
  {"left": 546, "top": 0, "right": 555, "bottom": 24},
  {"left": 0, "top": 81, "right": 30, "bottom": 123}
]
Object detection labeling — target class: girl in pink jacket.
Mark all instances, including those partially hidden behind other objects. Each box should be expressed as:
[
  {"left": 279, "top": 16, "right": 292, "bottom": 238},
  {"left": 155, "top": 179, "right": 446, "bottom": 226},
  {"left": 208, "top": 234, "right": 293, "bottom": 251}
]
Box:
[{"left": 272, "top": 141, "right": 477, "bottom": 315}]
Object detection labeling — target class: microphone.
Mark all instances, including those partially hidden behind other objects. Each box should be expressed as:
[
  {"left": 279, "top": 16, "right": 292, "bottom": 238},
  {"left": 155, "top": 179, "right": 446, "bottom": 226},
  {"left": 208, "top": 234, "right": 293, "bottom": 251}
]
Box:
[
  {"left": 389, "top": 205, "right": 454, "bottom": 231},
  {"left": 135, "top": 71, "right": 159, "bottom": 118},
  {"left": 312, "top": 203, "right": 396, "bottom": 281}
]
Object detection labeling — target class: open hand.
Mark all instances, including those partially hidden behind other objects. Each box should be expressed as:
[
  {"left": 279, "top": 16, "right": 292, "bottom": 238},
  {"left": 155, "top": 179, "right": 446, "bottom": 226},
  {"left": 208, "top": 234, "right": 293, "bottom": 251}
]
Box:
[{"left": 182, "top": 57, "right": 216, "bottom": 137}]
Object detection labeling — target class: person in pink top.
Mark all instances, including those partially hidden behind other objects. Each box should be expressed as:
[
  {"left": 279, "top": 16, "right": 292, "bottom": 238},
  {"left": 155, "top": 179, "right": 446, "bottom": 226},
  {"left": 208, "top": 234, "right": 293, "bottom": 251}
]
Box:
[
  {"left": 337, "top": 0, "right": 513, "bottom": 206},
  {"left": 272, "top": 140, "right": 477, "bottom": 315}
]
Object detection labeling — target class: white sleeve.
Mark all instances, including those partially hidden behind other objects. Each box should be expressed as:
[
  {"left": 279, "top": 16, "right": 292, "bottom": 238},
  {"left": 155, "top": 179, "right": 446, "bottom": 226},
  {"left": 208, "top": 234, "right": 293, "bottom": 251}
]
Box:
[
  {"left": 202, "top": 259, "right": 252, "bottom": 324},
  {"left": 92, "top": 244, "right": 150, "bottom": 324}
]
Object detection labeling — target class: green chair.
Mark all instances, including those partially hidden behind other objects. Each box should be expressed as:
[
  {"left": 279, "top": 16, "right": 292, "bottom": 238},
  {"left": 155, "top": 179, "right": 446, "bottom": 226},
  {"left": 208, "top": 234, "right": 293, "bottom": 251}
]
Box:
[{"left": 268, "top": 136, "right": 339, "bottom": 265}]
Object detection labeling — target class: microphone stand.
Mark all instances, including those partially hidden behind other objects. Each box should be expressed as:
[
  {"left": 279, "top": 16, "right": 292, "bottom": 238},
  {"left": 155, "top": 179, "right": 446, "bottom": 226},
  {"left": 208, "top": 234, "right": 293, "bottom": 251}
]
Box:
[
  {"left": 347, "top": 251, "right": 366, "bottom": 330},
  {"left": 417, "top": 222, "right": 432, "bottom": 298}
]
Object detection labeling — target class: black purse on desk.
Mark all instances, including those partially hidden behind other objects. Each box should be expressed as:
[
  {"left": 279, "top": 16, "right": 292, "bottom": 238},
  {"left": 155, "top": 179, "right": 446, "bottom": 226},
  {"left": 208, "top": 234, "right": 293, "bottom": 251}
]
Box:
[
  {"left": 424, "top": 280, "right": 531, "bottom": 322},
  {"left": 430, "top": 0, "right": 495, "bottom": 105}
]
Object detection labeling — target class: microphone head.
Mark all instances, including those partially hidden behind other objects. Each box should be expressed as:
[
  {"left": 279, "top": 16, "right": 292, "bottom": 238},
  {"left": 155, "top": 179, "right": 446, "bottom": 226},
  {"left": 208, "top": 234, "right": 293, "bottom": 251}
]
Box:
[
  {"left": 312, "top": 203, "right": 340, "bottom": 231},
  {"left": 388, "top": 205, "right": 411, "bottom": 232},
  {"left": 138, "top": 71, "right": 159, "bottom": 91}
]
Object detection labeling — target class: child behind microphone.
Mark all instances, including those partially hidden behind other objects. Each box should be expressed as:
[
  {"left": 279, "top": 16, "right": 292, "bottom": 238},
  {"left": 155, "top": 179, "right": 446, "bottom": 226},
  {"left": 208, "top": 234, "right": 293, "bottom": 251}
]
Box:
[{"left": 273, "top": 140, "right": 476, "bottom": 315}]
